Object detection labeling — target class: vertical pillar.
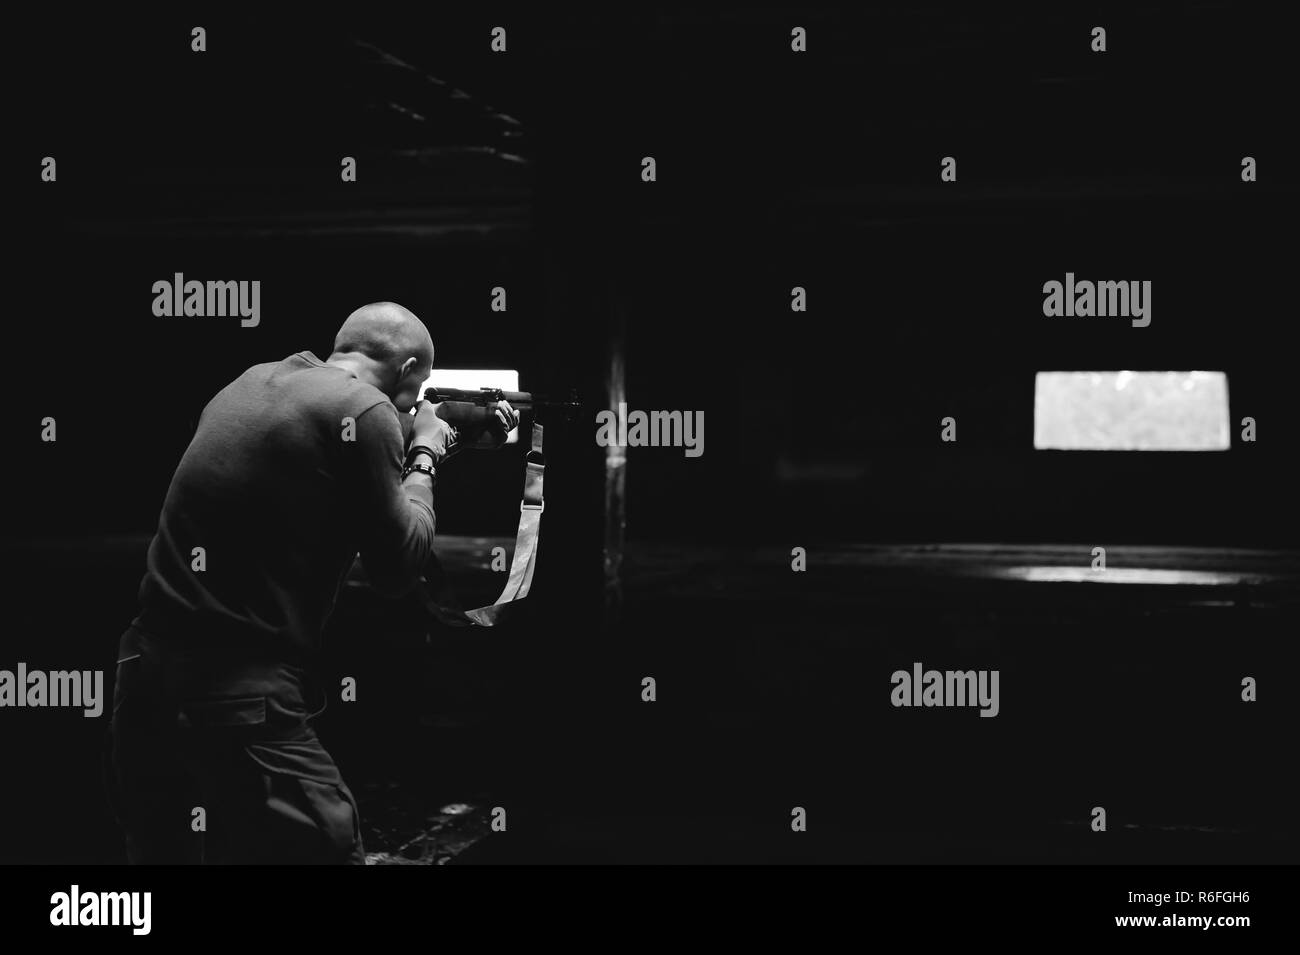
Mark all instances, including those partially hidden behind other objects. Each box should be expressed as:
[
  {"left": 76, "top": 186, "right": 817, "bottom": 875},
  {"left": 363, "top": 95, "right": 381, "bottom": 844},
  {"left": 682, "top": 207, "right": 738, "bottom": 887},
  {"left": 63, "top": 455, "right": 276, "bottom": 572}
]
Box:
[{"left": 603, "top": 292, "right": 627, "bottom": 623}]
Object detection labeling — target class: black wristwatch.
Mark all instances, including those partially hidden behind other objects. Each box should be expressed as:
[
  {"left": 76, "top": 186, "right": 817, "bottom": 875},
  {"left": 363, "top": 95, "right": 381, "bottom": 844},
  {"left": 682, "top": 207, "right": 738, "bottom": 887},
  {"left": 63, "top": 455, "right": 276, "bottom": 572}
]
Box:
[
  {"left": 402, "top": 461, "right": 437, "bottom": 482},
  {"left": 406, "top": 444, "right": 439, "bottom": 465}
]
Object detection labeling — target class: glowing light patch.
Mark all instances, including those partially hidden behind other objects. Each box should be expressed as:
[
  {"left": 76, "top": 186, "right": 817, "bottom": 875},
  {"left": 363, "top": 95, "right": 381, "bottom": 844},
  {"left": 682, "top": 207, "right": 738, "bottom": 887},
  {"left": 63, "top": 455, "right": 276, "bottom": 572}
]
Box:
[
  {"left": 1034, "top": 371, "right": 1229, "bottom": 451},
  {"left": 1000, "top": 566, "right": 1260, "bottom": 586}
]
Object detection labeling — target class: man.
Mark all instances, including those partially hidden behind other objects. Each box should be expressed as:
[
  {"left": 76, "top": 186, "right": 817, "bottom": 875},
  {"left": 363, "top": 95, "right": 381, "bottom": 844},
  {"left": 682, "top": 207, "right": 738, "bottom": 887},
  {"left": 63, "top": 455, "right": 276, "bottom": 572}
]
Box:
[{"left": 106, "top": 301, "right": 518, "bottom": 864}]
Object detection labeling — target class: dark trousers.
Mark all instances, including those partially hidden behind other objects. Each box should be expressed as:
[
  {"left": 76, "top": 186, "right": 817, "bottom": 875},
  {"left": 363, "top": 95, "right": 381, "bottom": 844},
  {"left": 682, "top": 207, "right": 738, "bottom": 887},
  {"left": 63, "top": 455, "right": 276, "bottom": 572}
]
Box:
[{"left": 105, "top": 626, "right": 365, "bottom": 865}]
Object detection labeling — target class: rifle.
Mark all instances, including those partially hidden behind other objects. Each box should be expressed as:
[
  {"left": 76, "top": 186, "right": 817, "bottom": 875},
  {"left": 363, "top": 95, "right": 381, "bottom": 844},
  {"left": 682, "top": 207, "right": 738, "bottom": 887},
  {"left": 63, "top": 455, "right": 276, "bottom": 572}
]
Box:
[{"left": 423, "top": 386, "right": 582, "bottom": 449}]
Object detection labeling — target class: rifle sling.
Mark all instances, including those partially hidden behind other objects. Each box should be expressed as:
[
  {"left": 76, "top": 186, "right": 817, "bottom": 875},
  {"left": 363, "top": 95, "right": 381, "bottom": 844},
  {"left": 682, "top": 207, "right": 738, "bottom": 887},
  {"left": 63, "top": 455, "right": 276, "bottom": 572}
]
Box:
[{"left": 418, "top": 422, "right": 545, "bottom": 628}]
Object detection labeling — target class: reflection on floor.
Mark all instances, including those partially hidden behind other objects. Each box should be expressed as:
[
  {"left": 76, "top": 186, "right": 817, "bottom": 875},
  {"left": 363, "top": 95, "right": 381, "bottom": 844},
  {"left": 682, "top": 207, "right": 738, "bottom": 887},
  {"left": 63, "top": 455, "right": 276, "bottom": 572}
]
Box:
[{"left": 363, "top": 797, "right": 489, "bottom": 865}]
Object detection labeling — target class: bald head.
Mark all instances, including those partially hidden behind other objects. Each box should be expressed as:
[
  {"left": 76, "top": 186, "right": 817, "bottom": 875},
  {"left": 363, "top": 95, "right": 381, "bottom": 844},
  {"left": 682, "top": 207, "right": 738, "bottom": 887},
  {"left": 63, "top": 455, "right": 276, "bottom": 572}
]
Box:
[
  {"left": 328, "top": 302, "right": 435, "bottom": 412},
  {"left": 333, "top": 301, "right": 434, "bottom": 367}
]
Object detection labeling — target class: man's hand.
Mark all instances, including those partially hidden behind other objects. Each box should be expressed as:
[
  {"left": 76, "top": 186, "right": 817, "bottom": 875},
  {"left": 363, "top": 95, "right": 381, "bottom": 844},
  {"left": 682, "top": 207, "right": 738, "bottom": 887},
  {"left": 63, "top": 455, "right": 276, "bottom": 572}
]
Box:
[
  {"left": 484, "top": 400, "right": 521, "bottom": 448},
  {"left": 410, "top": 400, "right": 460, "bottom": 464}
]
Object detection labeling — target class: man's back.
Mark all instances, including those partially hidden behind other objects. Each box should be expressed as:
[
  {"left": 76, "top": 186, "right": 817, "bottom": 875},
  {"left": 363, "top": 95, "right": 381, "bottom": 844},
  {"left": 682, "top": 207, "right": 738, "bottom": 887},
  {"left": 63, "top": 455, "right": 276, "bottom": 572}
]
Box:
[
  {"left": 132, "top": 350, "right": 436, "bottom": 667},
  {"left": 111, "top": 307, "right": 449, "bottom": 865}
]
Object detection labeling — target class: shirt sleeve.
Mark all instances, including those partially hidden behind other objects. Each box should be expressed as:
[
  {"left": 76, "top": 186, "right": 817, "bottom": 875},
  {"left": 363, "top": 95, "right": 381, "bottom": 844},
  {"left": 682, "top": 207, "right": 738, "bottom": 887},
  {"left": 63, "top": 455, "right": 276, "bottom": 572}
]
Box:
[
  {"left": 398, "top": 407, "right": 415, "bottom": 448},
  {"left": 346, "top": 401, "right": 436, "bottom": 597}
]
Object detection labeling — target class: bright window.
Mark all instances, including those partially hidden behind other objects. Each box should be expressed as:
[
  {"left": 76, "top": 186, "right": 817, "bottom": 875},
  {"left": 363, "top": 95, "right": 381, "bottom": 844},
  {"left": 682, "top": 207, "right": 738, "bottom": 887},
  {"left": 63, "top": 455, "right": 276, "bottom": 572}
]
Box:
[{"left": 1034, "top": 371, "right": 1230, "bottom": 451}]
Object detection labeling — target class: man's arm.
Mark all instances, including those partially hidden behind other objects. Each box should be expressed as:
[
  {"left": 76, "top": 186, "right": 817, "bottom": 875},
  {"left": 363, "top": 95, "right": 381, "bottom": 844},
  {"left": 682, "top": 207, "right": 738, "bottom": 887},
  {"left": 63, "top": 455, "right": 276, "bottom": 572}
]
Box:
[
  {"left": 346, "top": 402, "right": 437, "bottom": 597},
  {"left": 398, "top": 408, "right": 415, "bottom": 450}
]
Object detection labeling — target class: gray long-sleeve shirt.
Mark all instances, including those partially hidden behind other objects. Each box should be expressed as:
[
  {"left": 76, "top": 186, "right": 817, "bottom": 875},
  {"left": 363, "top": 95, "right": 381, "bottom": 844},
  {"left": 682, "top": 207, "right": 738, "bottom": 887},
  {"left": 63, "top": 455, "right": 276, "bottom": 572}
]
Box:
[{"left": 132, "top": 351, "right": 435, "bottom": 663}]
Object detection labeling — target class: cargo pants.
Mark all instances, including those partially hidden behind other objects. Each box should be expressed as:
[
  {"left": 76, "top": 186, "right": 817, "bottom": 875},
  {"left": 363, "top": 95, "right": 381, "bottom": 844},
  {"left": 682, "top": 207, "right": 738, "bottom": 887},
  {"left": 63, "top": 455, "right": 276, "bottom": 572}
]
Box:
[{"left": 105, "top": 625, "right": 366, "bottom": 865}]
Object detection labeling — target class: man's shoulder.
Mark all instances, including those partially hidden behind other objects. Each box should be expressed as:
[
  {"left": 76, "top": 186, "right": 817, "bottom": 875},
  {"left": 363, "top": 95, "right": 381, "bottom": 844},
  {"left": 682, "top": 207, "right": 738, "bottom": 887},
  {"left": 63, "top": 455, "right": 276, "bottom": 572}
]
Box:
[
  {"left": 274, "top": 352, "right": 394, "bottom": 416},
  {"left": 202, "top": 355, "right": 395, "bottom": 437}
]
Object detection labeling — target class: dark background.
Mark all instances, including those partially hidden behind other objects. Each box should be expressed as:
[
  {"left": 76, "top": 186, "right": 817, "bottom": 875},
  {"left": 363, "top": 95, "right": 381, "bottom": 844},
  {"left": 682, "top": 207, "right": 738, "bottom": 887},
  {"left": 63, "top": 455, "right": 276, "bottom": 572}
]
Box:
[
  {"left": 4, "top": 5, "right": 1297, "bottom": 864},
  {"left": 12, "top": 6, "right": 1299, "bottom": 546}
]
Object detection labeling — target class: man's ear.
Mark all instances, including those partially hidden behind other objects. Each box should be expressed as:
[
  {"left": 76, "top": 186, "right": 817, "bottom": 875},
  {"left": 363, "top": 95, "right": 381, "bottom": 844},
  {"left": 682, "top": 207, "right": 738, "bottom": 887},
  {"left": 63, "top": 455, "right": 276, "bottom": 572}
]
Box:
[{"left": 398, "top": 356, "right": 418, "bottom": 382}]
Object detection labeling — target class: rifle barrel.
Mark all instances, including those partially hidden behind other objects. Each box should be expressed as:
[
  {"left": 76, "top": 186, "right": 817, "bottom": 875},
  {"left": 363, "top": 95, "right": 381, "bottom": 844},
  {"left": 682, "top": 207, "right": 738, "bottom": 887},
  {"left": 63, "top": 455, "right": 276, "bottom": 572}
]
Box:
[{"left": 422, "top": 386, "right": 580, "bottom": 408}]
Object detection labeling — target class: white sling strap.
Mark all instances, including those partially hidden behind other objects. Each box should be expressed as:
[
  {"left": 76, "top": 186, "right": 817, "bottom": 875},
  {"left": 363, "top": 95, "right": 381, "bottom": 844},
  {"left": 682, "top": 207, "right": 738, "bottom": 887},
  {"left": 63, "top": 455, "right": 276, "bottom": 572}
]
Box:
[{"left": 418, "top": 423, "right": 545, "bottom": 628}]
